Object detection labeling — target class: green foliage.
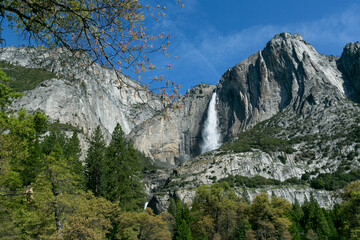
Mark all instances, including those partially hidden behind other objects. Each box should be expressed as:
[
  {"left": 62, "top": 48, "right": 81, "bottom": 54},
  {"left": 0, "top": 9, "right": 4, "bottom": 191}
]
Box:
[
  {"left": 298, "top": 194, "right": 337, "bottom": 240},
  {"left": 218, "top": 167, "right": 360, "bottom": 192},
  {"left": 41, "top": 127, "right": 67, "bottom": 155},
  {"left": 340, "top": 181, "right": 360, "bottom": 239},
  {"left": 249, "top": 193, "right": 292, "bottom": 239},
  {"left": 190, "top": 182, "right": 249, "bottom": 240},
  {"left": 0, "top": 68, "right": 23, "bottom": 112},
  {"left": 310, "top": 169, "right": 360, "bottom": 191},
  {"left": 65, "top": 131, "right": 85, "bottom": 187},
  {"left": 0, "top": 69, "right": 48, "bottom": 187},
  {"left": 219, "top": 174, "right": 306, "bottom": 189},
  {"left": 101, "top": 123, "right": 145, "bottom": 211},
  {"left": 1, "top": 69, "right": 360, "bottom": 239},
  {"left": 170, "top": 198, "right": 193, "bottom": 240},
  {"left": 0, "top": 61, "right": 56, "bottom": 92},
  {"left": 219, "top": 175, "right": 281, "bottom": 188},
  {"left": 48, "top": 121, "right": 81, "bottom": 133},
  {"left": 85, "top": 125, "right": 106, "bottom": 197},
  {"left": 117, "top": 208, "right": 172, "bottom": 240},
  {"left": 221, "top": 122, "right": 296, "bottom": 154}
]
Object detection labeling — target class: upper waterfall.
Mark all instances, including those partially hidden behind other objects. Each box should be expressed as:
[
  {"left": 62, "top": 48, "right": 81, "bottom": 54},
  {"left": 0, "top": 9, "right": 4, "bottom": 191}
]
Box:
[{"left": 200, "top": 91, "right": 221, "bottom": 153}]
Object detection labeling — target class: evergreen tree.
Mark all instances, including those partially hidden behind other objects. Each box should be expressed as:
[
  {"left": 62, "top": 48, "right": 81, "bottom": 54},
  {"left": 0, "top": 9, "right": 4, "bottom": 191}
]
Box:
[
  {"left": 302, "top": 193, "right": 331, "bottom": 239},
  {"left": 64, "top": 131, "right": 81, "bottom": 161},
  {"left": 101, "top": 123, "right": 145, "bottom": 211},
  {"left": 64, "top": 131, "right": 84, "bottom": 186},
  {"left": 176, "top": 219, "right": 192, "bottom": 240},
  {"left": 341, "top": 181, "right": 360, "bottom": 239},
  {"left": 41, "top": 127, "right": 67, "bottom": 155},
  {"left": 172, "top": 199, "right": 192, "bottom": 240},
  {"left": 290, "top": 198, "right": 304, "bottom": 240},
  {"left": 85, "top": 126, "right": 106, "bottom": 196},
  {"left": 21, "top": 139, "right": 43, "bottom": 185},
  {"left": 331, "top": 204, "right": 346, "bottom": 240}
]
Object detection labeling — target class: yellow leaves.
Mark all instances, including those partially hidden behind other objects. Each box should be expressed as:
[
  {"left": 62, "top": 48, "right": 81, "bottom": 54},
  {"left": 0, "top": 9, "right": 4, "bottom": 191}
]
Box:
[
  {"left": 343, "top": 180, "right": 360, "bottom": 200},
  {"left": 121, "top": 44, "right": 127, "bottom": 53},
  {"left": 4, "top": 0, "right": 183, "bottom": 94},
  {"left": 117, "top": 209, "right": 171, "bottom": 240},
  {"left": 61, "top": 192, "right": 118, "bottom": 240}
]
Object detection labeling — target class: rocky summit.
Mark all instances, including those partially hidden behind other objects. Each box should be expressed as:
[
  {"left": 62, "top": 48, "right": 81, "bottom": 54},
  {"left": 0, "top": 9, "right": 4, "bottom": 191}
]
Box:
[{"left": 1, "top": 33, "right": 360, "bottom": 210}]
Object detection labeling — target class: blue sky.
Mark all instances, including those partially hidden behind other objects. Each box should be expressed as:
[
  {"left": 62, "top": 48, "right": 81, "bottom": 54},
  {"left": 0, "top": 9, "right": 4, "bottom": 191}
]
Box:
[
  {"left": 147, "top": 0, "right": 360, "bottom": 93},
  {"left": 2, "top": 0, "right": 360, "bottom": 94}
]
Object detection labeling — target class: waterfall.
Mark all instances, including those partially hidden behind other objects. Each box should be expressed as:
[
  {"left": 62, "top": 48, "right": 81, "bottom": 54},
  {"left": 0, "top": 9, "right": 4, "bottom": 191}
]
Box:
[
  {"left": 200, "top": 91, "right": 221, "bottom": 153},
  {"left": 144, "top": 202, "right": 149, "bottom": 211}
]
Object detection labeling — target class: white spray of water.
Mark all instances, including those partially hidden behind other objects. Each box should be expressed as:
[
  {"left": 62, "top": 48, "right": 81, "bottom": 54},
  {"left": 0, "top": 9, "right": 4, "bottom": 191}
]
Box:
[
  {"left": 201, "top": 92, "right": 221, "bottom": 153},
  {"left": 144, "top": 202, "right": 149, "bottom": 211}
]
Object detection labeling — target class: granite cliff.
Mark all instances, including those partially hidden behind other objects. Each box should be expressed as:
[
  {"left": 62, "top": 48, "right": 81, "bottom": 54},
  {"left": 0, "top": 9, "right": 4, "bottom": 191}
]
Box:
[
  {"left": 1, "top": 33, "right": 360, "bottom": 210},
  {"left": 132, "top": 33, "right": 359, "bottom": 165},
  {"left": 129, "top": 84, "right": 216, "bottom": 166},
  {"left": 143, "top": 33, "right": 360, "bottom": 211},
  {"left": 0, "top": 47, "right": 163, "bottom": 141}
]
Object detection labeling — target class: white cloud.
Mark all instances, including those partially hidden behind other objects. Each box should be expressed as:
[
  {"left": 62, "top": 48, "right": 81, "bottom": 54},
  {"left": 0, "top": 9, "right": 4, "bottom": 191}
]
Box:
[
  {"left": 147, "top": 2, "right": 360, "bottom": 92},
  {"left": 196, "top": 3, "right": 360, "bottom": 66}
]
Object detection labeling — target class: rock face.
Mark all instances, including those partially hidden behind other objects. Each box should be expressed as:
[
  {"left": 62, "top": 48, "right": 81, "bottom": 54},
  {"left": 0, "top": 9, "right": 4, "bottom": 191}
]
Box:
[
  {"left": 0, "top": 47, "right": 163, "bottom": 140},
  {"left": 144, "top": 33, "right": 360, "bottom": 211},
  {"left": 149, "top": 185, "right": 341, "bottom": 214},
  {"left": 129, "top": 84, "right": 216, "bottom": 166},
  {"left": 217, "top": 32, "right": 346, "bottom": 141},
  {"left": 132, "top": 33, "right": 359, "bottom": 165},
  {"left": 2, "top": 33, "right": 360, "bottom": 211},
  {"left": 337, "top": 41, "right": 360, "bottom": 101}
]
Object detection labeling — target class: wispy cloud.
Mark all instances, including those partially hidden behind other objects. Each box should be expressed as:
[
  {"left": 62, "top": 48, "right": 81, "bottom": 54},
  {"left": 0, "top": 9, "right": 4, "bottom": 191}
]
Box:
[
  {"left": 147, "top": 2, "right": 360, "bottom": 92},
  {"left": 196, "top": 3, "right": 360, "bottom": 66},
  {"left": 298, "top": 5, "right": 360, "bottom": 46}
]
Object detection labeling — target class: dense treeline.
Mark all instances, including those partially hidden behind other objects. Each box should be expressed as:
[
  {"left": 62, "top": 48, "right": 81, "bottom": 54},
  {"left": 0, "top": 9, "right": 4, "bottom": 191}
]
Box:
[
  {"left": 169, "top": 181, "right": 360, "bottom": 240},
  {"left": 217, "top": 170, "right": 360, "bottom": 192},
  {"left": 1, "top": 69, "right": 360, "bottom": 239},
  {"left": 0, "top": 68, "right": 156, "bottom": 239}
]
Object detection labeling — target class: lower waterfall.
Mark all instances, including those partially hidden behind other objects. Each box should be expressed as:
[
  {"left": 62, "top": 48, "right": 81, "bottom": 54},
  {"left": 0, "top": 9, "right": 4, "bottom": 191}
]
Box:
[
  {"left": 144, "top": 202, "right": 149, "bottom": 211},
  {"left": 200, "top": 91, "right": 221, "bottom": 153}
]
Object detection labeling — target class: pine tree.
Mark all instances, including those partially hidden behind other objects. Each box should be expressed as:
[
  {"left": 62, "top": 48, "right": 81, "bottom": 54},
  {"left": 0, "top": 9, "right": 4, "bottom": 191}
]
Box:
[
  {"left": 302, "top": 193, "right": 331, "bottom": 239},
  {"left": 173, "top": 199, "right": 192, "bottom": 240},
  {"left": 176, "top": 219, "right": 192, "bottom": 240},
  {"left": 290, "top": 198, "right": 304, "bottom": 240},
  {"left": 64, "top": 131, "right": 81, "bottom": 161},
  {"left": 101, "top": 123, "right": 145, "bottom": 211},
  {"left": 21, "top": 139, "right": 43, "bottom": 185},
  {"left": 41, "top": 127, "right": 67, "bottom": 155},
  {"left": 85, "top": 126, "right": 106, "bottom": 196},
  {"left": 340, "top": 181, "right": 360, "bottom": 239},
  {"left": 64, "top": 131, "right": 84, "bottom": 186}
]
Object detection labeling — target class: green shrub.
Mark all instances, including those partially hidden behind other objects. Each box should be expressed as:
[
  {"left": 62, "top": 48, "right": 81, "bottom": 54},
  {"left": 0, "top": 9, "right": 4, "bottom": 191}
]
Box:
[{"left": 0, "top": 61, "right": 56, "bottom": 92}]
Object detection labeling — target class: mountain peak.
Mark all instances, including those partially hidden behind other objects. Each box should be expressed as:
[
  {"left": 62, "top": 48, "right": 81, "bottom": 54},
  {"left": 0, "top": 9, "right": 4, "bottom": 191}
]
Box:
[
  {"left": 217, "top": 33, "right": 347, "bottom": 140},
  {"left": 263, "top": 32, "right": 314, "bottom": 57},
  {"left": 273, "top": 32, "right": 304, "bottom": 41}
]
